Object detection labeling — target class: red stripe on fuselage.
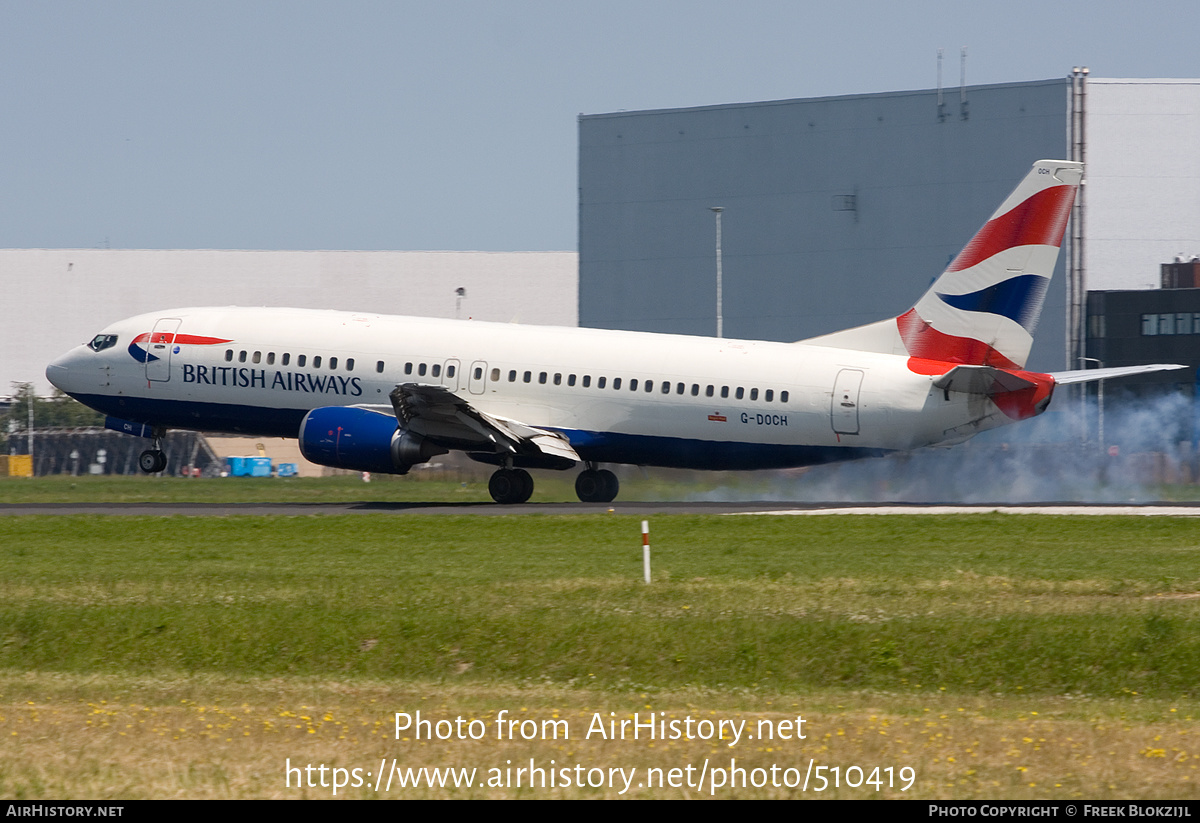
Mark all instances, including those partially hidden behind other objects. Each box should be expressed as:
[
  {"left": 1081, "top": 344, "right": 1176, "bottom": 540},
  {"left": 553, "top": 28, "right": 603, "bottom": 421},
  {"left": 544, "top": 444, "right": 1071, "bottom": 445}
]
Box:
[
  {"left": 946, "top": 185, "right": 1075, "bottom": 273},
  {"left": 132, "top": 332, "right": 233, "bottom": 346}
]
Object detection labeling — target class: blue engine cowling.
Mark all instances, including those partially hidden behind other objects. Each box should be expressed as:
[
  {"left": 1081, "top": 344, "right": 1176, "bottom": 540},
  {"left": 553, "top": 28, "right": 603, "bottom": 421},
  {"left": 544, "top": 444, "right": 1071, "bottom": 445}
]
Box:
[{"left": 298, "top": 406, "right": 446, "bottom": 474}]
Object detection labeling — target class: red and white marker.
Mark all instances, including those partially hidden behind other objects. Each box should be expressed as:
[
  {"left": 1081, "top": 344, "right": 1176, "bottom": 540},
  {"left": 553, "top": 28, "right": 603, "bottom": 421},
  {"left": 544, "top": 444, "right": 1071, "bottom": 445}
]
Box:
[{"left": 642, "top": 520, "right": 651, "bottom": 584}]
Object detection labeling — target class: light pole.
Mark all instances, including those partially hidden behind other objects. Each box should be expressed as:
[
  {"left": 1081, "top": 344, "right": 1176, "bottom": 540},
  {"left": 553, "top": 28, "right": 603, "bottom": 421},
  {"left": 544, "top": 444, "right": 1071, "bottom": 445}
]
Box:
[
  {"left": 27, "top": 388, "right": 34, "bottom": 474},
  {"left": 710, "top": 207, "right": 723, "bottom": 338}
]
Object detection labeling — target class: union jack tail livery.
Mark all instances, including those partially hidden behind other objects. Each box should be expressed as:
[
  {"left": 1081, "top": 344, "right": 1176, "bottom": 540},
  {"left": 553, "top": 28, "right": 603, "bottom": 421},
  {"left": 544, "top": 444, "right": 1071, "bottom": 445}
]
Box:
[
  {"left": 807, "top": 160, "right": 1082, "bottom": 371},
  {"left": 903, "top": 160, "right": 1081, "bottom": 370}
]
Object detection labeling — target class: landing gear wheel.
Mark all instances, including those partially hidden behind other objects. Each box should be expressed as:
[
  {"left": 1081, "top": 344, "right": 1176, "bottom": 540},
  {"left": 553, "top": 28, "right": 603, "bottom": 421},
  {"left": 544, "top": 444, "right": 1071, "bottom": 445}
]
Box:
[
  {"left": 489, "top": 468, "right": 534, "bottom": 504},
  {"left": 139, "top": 449, "right": 167, "bottom": 474},
  {"left": 514, "top": 468, "right": 534, "bottom": 502},
  {"left": 575, "top": 468, "right": 618, "bottom": 503}
]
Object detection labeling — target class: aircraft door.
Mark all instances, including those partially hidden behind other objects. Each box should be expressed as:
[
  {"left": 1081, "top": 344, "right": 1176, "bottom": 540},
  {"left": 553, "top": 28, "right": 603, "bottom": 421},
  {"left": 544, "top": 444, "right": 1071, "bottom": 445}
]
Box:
[
  {"left": 468, "top": 360, "right": 487, "bottom": 395},
  {"left": 146, "top": 318, "right": 182, "bottom": 382},
  {"left": 443, "top": 359, "right": 461, "bottom": 392},
  {"left": 831, "top": 369, "right": 864, "bottom": 435}
]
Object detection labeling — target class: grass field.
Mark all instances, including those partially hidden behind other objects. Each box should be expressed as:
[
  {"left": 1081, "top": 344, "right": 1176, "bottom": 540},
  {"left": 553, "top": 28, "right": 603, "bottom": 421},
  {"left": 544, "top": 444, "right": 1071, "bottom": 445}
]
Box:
[{"left": 1, "top": 507, "right": 1198, "bottom": 798}]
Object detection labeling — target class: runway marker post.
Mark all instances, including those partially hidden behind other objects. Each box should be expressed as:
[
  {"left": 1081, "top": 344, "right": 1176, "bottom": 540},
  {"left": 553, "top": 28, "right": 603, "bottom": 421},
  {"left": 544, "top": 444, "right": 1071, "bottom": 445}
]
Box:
[{"left": 641, "top": 520, "right": 651, "bottom": 584}]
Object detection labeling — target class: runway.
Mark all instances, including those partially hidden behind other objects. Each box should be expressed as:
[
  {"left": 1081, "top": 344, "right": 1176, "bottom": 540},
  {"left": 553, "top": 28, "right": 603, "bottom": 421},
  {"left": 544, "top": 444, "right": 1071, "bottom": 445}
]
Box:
[{"left": 4, "top": 501, "right": 1200, "bottom": 516}]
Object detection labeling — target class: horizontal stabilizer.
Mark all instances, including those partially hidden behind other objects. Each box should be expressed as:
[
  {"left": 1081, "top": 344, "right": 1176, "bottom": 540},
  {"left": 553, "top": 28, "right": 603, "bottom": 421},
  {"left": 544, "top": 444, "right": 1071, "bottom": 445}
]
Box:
[
  {"left": 1049, "top": 364, "right": 1189, "bottom": 385},
  {"left": 932, "top": 365, "right": 1038, "bottom": 396}
]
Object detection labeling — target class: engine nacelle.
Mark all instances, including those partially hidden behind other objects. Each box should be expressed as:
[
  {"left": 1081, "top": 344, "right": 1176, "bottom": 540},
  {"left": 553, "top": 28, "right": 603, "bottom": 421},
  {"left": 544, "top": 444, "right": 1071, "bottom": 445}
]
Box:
[{"left": 298, "top": 406, "right": 446, "bottom": 474}]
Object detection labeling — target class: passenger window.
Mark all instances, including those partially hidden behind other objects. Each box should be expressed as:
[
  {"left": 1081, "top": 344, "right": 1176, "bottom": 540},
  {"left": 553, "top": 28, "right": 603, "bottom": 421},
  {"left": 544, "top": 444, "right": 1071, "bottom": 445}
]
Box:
[
  {"left": 238, "top": 351, "right": 247, "bottom": 363},
  {"left": 539, "top": 372, "right": 547, "bottom": 384},
  {"left": 691, "top": 384, "right": 699, "bottom": 396},
  {"left": 583, "top": 375, "right": 591, "bottom": 388},
  {"left": 346, "top": 358, "right": 354, "bottom": 371},
  {"left": 523, "top": 371, "right": 532, "bottom": 383},
  {"left": 404, "top": 362, "right": 413, "bottom": 375},
  {"left": 750, "top": 388, "right": 758, "bottom": 400},
  {"left": 554, "top": 373, "right": 562, "bottom": 385},
  {"left": 330, "top": 357, "right": 338, "bottom": 370},
  {"left": 508, "top": 370, "right": 517, "bottom": 382},
  {"left": 765, "top": 389, "right": 773, "bottom": 402},
  {"left": 613, "top": 377, "right": 621, "bottom": 390},
  {"left": 252, "top": 351, "right": 261, "bottom": 364},
  {"left": 781, "top": 390, "right": 789, "bottom": 403},
  {"left": 474, "top": 367, "right": 483, "bottom": 380},
  {"left": 736, "top": 387, "right": 744, "bottom": 400},
  {"left": 283, "top": 353, "right": 291, "bottom": 366},
  {"left": 721, "top": 386, "right": 729, "bottom": 398},
  {"left": 267, "top": 352, "right": 275, "bottom": 365},
  {"left": 313, "top": 356, "right": 322, "bottom": 369},
  {"left": 376, "top": 360, "right": 385, "bottom": 373},
  {"left": 225, "top": 350, "right": 233, "bottom": 362},
  {"left": 418, "top": 363, "right": 426, "bottom": 376},
  {"left": 490, "top": 368, "right": 500, "bottom": 381},
  {"left": 298, "top": 355, "right": 307, "bottom": 367},
  {"left": 568, "top": 374, "right": 577, "bottom": 386},
  {"left": 630, "top": 379, "right": 638, "bottom": 391},
  {"left": 645, "top": 380, "right": 654, "bottom": 393},
  {"left": 662, "top": 381, "right": 670, "bottom": 394},
  {"left": 676, "top": 383, "right": 685, "bottom": 395},
  {"left": 598, "top": 376, "right": 607, "bottom": 389},
  {"left": 431, "top": 363, "right": 440, "bottom": 377}
]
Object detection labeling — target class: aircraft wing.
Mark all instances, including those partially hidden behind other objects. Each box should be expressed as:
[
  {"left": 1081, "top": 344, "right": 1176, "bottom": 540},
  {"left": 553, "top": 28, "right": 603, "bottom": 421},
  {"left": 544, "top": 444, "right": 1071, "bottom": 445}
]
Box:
[
  {"left": 1048, "top": 364, "right": 1189, "bottom": 385},
  {"left": 388, "top": 383, "right": 580, "bottom": 466}
]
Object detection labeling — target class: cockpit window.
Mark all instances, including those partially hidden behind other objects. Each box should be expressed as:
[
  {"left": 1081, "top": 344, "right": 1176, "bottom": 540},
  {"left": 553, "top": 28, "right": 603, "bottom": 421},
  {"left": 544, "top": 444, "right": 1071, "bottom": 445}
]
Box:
[{"left": 88, "top": 334, "right": 118, "bottom": 352}]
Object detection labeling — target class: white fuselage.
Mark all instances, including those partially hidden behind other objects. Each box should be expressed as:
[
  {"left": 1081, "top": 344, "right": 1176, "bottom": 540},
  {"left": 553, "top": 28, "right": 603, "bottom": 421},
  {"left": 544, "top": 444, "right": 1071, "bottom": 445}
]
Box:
[{"left": 47, "top": 306, "right": 1033, "bottom": 471}]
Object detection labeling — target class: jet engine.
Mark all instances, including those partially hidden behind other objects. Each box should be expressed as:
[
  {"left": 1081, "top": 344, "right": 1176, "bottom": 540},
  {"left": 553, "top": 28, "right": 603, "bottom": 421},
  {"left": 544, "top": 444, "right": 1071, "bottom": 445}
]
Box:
[{"left": 298, "top": 406, "right": 446, "bottom": 474}]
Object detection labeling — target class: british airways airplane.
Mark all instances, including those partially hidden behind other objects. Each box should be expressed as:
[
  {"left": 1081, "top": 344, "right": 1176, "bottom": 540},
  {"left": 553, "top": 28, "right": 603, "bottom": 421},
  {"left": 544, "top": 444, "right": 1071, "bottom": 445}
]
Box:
[{"left": 45, "top": 160, "right": 1179, "bottom": 503}]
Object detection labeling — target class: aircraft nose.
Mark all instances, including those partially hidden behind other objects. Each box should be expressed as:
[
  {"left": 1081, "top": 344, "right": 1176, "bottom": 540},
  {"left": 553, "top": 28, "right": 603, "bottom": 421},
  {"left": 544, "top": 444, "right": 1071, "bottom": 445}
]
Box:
[{"left": 46, "top": 347, "right": 88, "bottom": 394}]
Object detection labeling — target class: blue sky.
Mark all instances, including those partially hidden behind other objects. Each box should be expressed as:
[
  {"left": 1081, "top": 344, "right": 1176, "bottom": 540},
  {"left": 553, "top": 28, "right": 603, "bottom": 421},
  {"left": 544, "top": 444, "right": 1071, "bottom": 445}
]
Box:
[{"left": 2, "top": 0, "right": 1196, "bottom": 251}]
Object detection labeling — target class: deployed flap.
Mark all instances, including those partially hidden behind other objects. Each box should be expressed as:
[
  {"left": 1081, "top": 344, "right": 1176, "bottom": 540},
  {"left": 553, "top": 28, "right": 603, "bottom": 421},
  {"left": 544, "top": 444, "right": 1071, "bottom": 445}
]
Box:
[
  {"left": 932, "top": 365, "right": 1038, "bottom": 396},
  {"left": 388, "top": 383, "right": 580, "bottom": 464},
  {"left": 1049, "top": 363, "right": 1188, "bottom": 385}
]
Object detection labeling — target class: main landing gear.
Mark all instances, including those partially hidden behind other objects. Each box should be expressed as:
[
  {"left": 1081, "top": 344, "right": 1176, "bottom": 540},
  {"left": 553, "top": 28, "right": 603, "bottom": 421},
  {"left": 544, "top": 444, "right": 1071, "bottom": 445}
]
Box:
[
  {"left": 138, "top": 433, "right": 168, "bottom": 474},
  {"left": 485, "top": 464, "right": 620, "bottom": 504},
  {"left": 488, "top": 467, "right": 534, "bottom": 504},
  {"left": 575, "top": 467, "right": 618, "bottom": 503}
]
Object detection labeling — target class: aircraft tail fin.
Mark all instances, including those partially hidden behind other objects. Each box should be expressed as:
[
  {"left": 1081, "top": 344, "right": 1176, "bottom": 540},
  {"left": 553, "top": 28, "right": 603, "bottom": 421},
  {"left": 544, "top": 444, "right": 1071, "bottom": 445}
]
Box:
[{"left": 805, "top": 160, "right": 1082, "bottom": 370}]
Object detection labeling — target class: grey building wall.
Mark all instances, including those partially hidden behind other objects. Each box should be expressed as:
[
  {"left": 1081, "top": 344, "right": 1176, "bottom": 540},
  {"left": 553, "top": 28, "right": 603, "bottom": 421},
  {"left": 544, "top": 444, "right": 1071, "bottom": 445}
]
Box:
[{"left": 579, "top": 79, "right": 1071, "bottom": 372}]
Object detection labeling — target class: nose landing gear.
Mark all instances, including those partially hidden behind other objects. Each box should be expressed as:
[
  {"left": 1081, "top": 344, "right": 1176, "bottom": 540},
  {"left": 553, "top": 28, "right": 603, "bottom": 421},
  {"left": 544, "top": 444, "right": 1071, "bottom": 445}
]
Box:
[
  {"left": 138, "top": 431, "right": 168, "bottom": 474},
  {"left": 138, "top": 448, "right": 167, "bottom": 474}
]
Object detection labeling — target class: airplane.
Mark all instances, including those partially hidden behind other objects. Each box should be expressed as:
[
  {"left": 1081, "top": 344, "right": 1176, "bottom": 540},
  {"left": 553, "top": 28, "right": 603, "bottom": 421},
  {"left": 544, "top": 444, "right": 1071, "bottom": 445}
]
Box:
[{"left": 45, "top": 160, "right": 1183, "bottom": 503}]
